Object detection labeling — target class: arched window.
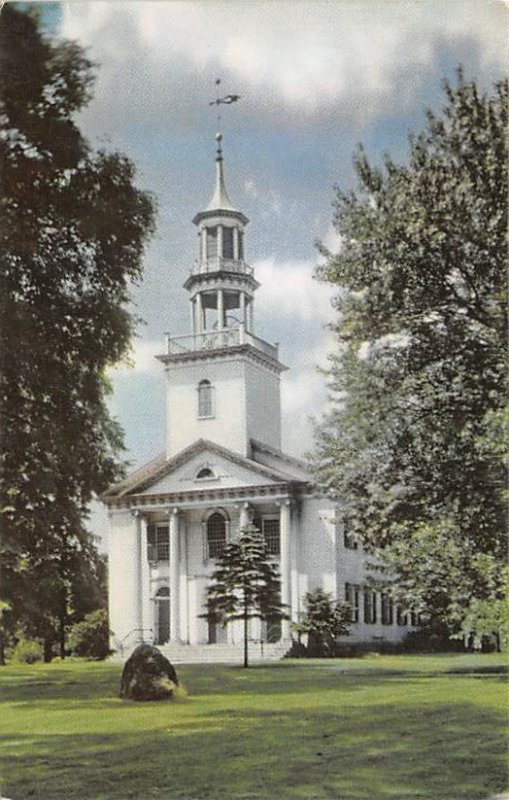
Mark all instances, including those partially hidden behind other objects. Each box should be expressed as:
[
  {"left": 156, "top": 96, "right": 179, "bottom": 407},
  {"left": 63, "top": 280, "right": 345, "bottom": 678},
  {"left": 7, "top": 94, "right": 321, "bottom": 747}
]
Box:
[
  {"left": 198, "top": 379, "right": 214, "bottom": 418},
  {"left": 207, "top": 512, "right": 227, "bottom": 559},
  {"left": 196, "top": 466, "right": 215, "bottom": 480}
]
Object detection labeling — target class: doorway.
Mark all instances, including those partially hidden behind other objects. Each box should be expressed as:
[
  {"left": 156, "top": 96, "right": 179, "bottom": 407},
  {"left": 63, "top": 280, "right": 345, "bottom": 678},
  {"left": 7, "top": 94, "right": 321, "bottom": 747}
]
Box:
[{"left": 155, "top": 586, "right": 170, "bottom": 644}]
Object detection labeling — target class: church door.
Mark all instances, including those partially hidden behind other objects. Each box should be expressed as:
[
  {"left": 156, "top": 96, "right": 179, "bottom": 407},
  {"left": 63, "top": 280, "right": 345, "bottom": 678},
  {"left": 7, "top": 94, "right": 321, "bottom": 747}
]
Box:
[{"left": 155, "top": 587, "right": 170, "bottom": 645}]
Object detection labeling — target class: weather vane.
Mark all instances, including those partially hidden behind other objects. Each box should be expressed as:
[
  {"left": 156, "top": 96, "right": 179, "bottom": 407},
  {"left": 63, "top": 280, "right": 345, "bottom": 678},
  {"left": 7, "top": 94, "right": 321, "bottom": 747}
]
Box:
[{"left": 209, "top": 78, "right": 241, "bottom": 134}]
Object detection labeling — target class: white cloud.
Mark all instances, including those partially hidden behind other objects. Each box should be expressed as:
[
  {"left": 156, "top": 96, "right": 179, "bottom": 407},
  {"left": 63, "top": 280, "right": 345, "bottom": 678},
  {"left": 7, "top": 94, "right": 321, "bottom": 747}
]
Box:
[
  {"left": 108, "top": 338, "right": 163, "bottom": 378},
  {"left": 255, "top": 257, "right": 334, "bottom": 324},
  {"left": 61, "top": 1, "right": 507, "bottom": 130}
]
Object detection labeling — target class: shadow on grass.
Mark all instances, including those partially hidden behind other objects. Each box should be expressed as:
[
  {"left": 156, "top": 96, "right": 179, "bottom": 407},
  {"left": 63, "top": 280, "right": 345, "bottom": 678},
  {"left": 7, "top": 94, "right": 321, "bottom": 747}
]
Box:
[{"left": 1, "top": 689, "right": 507, "bottom": 799}]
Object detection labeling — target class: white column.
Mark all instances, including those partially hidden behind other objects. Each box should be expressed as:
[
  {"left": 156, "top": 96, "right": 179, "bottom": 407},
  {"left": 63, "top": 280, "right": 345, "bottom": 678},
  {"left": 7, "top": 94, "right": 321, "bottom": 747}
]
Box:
[
  {"left": 239, "top": 292, "right": 246, "bottom": 326},
  {"left": 140, "top": 515, "right": 151, "bottom": 640},
  {"left": 196, "top": 293, "right": 204, "bottom": 333},
  {"left": 217, "top": 225, "right": 223, "bottom": 262},
  {"left": 279, "top": 499, "right": 292, "bottom": 640},
  {"left": 248, "top": 299, "right": 254, "bottom": 333},
  {"left": 233, "top": 227, "right": 239, "bottom": 260},
  {"left": 217, "top": 289, "right": 224, "bottom": 330},
  {"left": 133, "top": 511, "right": 144, "bottom": 644},
  {"left": 169, "top": 508, "right": 180, "bottom": 642},
  {"left": 201, "top": 228, "right": 206, "bottom": 262},
  {"left": 239, "top": 502, "right": 251, "bottom": 530}
]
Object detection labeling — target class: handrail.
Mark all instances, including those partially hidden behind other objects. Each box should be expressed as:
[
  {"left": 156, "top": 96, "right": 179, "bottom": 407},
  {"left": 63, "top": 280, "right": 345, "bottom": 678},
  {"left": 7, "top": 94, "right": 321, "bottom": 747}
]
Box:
[{"left": 117, "top": 627, "right": 154, "bottom": 656}]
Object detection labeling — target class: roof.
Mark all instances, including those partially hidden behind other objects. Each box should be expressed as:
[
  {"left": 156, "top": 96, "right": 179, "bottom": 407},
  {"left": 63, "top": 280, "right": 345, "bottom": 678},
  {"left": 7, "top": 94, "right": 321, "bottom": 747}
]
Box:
[{"left": 102, "top": 438, "right": 310, "bottom": 500}]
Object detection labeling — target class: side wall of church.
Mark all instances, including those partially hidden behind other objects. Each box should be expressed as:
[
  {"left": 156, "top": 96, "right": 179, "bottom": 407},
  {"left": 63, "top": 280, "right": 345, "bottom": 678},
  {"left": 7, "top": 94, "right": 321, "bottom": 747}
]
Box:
[{"left": 108, "top": 510, "right": 140, "bottom": 650}]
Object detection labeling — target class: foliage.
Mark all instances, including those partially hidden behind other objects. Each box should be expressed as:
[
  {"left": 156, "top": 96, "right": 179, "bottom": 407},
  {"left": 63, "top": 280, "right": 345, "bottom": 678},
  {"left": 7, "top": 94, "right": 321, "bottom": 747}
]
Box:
[
  {"left": 11, "top": 637, "right": 43, "bottom": 664},
  {"left": 455, "top": 580, "right": 509, "bottom": 652},
  {"left": 68, "top": 609, "right": 111, "bottom": 660},
  {"left": 0, "top": 656, "right": 507, "bottom": 800},
  {"left": 293, "top": 588, "right": 351, "bottom": 656},
  {"left": 203, "top": 526, "right": 286, "bottom": 667},
  {"left": 0, "top": 7, "right": 156, "bottom": 656},
  {"left": 313, "top": 70, "right": 507, "bottom": 635}
]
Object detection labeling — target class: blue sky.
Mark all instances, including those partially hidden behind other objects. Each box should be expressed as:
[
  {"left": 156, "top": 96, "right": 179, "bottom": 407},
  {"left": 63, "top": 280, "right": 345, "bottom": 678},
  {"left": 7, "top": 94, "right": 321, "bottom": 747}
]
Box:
[{"left": 46, "top": 1, "right": 507, "bottom": 537}]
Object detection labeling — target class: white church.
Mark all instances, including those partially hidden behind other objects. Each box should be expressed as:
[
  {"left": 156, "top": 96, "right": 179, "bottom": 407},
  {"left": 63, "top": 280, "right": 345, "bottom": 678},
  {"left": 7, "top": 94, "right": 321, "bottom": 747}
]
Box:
[{"left": 103, "top": 134, "right": 413, "bottom": 661}]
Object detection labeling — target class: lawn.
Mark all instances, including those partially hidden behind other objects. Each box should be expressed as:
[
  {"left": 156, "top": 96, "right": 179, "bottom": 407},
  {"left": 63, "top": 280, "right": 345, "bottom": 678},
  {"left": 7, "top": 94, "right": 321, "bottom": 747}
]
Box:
[{"left": 0, "top": 653, "right": 507, "bottom": 800}]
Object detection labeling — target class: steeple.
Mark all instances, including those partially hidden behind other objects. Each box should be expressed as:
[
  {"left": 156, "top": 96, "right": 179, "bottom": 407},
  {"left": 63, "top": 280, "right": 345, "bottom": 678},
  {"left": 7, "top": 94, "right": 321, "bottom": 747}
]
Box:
[
  {"left": 159, "top": 123, "right": 286, "bottom": 459},
  {"left": 186, "top": 132, "right": 254, "bottom": 334},
  {"left": 193, "top": 132, "right": 248, "bottom": 227},
  {"left": 206, "top": 133, "right": 235, "bottom": 212}
]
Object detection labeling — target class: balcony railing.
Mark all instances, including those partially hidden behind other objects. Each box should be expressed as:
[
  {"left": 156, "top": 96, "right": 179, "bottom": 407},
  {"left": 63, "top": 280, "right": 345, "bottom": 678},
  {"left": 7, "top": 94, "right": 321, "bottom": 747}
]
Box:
[
  {"left": 164, "top": 325, "right": 278, "bottom": 361},
  {"left": 190, "top": 257, "right": 254, "bottom": 277}
]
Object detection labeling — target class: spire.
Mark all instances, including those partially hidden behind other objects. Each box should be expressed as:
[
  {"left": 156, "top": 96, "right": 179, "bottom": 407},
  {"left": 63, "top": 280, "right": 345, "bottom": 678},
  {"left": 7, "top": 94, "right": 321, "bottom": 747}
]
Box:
[{"left": 206, "top": 132, "right": 235, "bottom": 212}]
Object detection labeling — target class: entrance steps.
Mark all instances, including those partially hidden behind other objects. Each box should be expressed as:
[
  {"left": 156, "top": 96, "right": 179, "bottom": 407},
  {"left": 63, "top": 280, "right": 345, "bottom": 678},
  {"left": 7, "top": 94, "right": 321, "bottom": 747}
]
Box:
[
  {"left": 112, "top": 640, "right": 291, "bottom": 664},
  {"left": 159, "top": 640, "right": 291, "bottom": 664}
]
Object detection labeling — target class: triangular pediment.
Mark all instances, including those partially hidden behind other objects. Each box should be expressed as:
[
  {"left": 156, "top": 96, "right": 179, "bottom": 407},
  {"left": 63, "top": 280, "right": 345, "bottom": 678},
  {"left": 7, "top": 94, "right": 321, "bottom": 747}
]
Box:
[{"left": 103, "top": 439, "right": 306, "bottom": 499}]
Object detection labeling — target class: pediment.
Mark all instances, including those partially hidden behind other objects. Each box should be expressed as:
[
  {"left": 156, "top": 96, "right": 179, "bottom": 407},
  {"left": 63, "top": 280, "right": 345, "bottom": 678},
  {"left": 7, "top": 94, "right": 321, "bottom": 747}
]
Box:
[{"left": 104, "top": 439, "right": 304, "bottom": 499}]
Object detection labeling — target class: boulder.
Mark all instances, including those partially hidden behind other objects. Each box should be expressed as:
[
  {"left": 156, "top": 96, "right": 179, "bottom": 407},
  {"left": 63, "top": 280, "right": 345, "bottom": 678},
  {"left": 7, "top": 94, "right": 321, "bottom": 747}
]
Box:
[{"left": 120, "top": 643, "right": 179, "bottom": 701}]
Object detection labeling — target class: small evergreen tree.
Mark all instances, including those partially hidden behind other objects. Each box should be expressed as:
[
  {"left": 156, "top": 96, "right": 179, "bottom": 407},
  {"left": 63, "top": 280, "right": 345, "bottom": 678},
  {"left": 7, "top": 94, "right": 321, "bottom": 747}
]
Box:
[
  {"left": 294, "top": 589, "right": 351, "bottom": 656},
  {"left": 203, "top": 526, "right": 286, "bottom": 668}
]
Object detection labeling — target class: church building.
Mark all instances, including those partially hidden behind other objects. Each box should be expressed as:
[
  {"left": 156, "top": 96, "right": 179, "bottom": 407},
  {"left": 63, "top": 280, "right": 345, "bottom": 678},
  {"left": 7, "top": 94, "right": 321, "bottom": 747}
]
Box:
[{"left": 103, "top": 133, "right": 413, "bottom": 661}]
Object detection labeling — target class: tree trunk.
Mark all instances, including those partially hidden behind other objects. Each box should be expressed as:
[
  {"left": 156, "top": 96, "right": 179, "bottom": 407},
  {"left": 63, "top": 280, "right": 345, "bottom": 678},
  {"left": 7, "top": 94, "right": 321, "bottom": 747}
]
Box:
[
  {"left": 43, "top": 637, "right": 53, "bottom": 663},
  {"left": 243, "top": 603, "right": 249, "bottom": 669},
  {"left": 58, "top": 613, "right": 66, "bottom": 660},
  {"left": 0, "top": 629, "right": 5, "bottom": 666}
]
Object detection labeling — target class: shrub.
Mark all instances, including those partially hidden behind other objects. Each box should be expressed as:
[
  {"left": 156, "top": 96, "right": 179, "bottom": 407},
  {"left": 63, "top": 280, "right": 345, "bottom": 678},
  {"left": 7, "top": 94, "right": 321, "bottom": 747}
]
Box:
[
  {"left": 293, "top": 588, "right": 351, "bottom": 657},
  {"left": 11, "top": 638, "right": 43, "bottom": 664},
  {"left": 68, "top": 609, "right": 111, "bottom": 660}
]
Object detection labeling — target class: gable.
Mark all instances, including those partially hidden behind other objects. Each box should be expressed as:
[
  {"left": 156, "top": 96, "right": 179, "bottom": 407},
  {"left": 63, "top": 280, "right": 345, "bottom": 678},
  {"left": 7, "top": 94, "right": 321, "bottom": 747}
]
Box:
[
  {"left": 103, "top": 438, "right": 305, "bottom": 499},
  {"left": 142, "top": 448, "right": 283, "bottom": 494}
]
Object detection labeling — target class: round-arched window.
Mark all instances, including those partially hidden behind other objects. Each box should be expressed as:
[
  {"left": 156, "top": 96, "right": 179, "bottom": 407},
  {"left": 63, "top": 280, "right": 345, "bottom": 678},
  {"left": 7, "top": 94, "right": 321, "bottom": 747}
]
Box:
[
  {"left": 207, "top": 512, "right": 227, "bottom": 558},
  {"left": 198, "top": 379, "right": 213, "bottom": 418}
]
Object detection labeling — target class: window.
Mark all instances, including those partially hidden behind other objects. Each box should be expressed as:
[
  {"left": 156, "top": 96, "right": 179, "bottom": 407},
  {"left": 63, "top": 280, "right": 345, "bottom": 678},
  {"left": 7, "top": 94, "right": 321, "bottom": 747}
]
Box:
[
  {"left": 207, "top": 512, "right": 227, "bottom": 559},
  {"left": 223, "top": 227, "right": 234, "bottom": 259},
  {"left": 381, "top": 594, "right": 394, "bottom": 625},
  {"left": 343, "top": 519, "right": 358, "bottom": 549},
  {"left": 198, "top": 380, "right": 214, "bottom": 418},
  {"left": 396, "top": 607, "right": 407, "bottom": 626},
  {"left": 206, "top": 226, "right": 218, "bottom": 258},
  {"left": 363, "top": 589, "right": 377, "bottom": 624},
  {"left": 262, "top": 517, "right": 280, "bottom": 555},
  {"left": 147, "top": 524, "right": 169, "bottom": 562},
  {"left": 345, "top": 583, "right": 360, "bottom": 623},
  {"left": 196, "top": 466, "right": 215, "bottom": 480},
  {"left": 237, "top": 230, "right": 244, "bottom": 260}
]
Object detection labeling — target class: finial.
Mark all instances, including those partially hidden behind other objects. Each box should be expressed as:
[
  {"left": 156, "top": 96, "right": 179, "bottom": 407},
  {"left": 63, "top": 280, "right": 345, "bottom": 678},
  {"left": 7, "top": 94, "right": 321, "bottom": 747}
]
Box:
[{"left": 215, "top": 131, "right": 223, "bottom": 160}]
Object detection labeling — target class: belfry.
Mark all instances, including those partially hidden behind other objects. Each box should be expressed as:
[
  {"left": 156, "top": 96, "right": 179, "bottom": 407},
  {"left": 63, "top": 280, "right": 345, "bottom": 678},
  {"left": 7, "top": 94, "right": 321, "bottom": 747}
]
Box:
[{"left": 103, "top": 131, "right": 413, "bottom": 661}]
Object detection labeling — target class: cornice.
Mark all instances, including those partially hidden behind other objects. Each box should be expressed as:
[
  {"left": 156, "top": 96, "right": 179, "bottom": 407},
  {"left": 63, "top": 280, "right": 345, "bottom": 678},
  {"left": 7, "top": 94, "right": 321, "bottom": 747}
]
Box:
[{"left": 156, "top": 343, "right": 287, "bottom": 373}]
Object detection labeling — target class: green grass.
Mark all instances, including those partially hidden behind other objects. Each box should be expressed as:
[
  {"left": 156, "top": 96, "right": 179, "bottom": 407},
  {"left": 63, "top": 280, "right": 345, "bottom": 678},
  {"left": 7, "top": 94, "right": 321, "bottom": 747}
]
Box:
[{"left": 0, "top": 653, "right": 507, "bottom": 800}]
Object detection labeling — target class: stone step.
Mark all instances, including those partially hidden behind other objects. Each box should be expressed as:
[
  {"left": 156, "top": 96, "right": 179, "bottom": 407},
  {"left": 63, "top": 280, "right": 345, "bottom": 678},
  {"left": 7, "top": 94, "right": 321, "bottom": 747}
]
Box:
[
  {"left": 159, "top": 641, "right": 291, "bottom": 664},
  {"left": 112, "top": 641, "right": 291, "bottom": 664}
]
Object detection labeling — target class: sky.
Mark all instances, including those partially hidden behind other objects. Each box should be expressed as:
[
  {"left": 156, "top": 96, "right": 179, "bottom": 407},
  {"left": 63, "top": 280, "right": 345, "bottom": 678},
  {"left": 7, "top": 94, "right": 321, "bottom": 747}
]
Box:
[{"left": 40, "top": 0, "right": 508, "bottom": 538}]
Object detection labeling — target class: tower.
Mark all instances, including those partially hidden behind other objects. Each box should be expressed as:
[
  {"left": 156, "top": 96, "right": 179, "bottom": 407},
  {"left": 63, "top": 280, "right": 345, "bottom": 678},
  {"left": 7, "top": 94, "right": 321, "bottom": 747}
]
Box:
[{"left": 158, "top": 133, "right": 286, "bottom": 458}]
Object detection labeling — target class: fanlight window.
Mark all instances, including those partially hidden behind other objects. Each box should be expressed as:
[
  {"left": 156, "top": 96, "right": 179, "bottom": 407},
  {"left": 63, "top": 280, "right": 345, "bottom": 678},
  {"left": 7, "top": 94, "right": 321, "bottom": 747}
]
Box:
[
  {"left": 196, "top": 467, "right": 215, "bottom": 480},
  {"left": 207, "top": 512, "right": 227, "bottom": 559},
  {"left": 198, "top": 379, "right": 214, "bottom": 418}
]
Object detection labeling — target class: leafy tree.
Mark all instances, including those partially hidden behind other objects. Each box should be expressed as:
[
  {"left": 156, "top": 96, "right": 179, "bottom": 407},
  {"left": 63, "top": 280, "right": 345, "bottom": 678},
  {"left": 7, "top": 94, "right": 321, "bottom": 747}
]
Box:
[
  {"left": 0, "top": 7, "right": 156, "bottom": 659},
  {"left": 203, "top": 526, "right": 286, "bottom": 668},
  {"left": 293, "top": 588, "right": 350, "bottom": 656},
  {"left": 68, "top": 608, "right": 111, "bottom": 660},
  {"left": 313, "top": 71, "right": 507, "bottom": 637}
]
